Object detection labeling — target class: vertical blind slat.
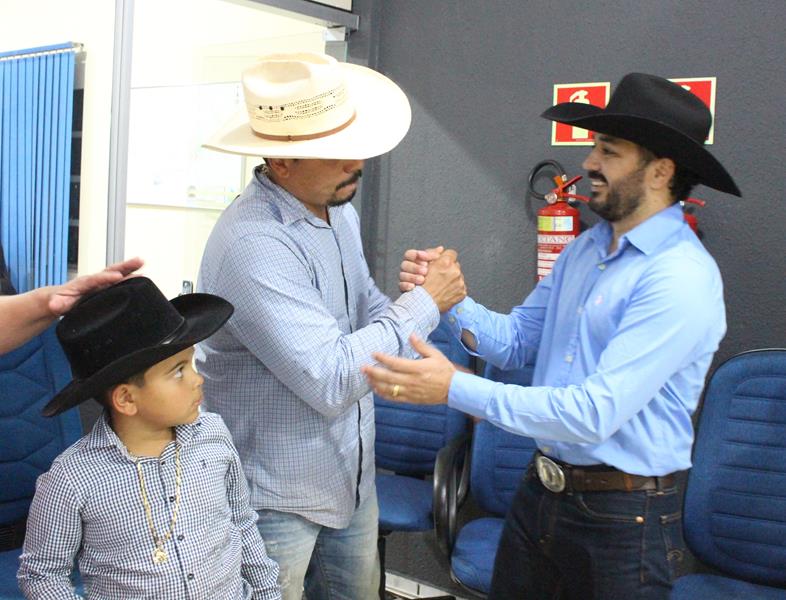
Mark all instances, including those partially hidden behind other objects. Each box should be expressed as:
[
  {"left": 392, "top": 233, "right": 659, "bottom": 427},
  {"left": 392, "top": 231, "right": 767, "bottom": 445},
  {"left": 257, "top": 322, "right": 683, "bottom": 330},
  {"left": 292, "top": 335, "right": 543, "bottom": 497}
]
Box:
[{"left": 0, "top": 44, "right": 76, "bottom": 292}]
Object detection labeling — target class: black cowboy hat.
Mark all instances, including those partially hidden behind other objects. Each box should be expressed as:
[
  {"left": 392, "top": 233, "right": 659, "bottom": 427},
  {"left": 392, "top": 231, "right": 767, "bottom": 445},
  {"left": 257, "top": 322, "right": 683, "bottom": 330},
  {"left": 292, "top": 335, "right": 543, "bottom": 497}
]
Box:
[
  {"left": 43, "top": 276, "right": 233, "bottom": 417},
  {"left": 541, "top": 72, "right": 741, "bottom": 196}
]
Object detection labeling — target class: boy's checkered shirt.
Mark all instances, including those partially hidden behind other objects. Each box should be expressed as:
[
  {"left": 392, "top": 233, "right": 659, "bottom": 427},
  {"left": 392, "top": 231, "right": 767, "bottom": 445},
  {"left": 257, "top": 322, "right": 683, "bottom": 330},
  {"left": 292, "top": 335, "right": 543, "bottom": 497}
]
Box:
[{"left": 18, "top": 411, "right": 281, "bottom": 599}]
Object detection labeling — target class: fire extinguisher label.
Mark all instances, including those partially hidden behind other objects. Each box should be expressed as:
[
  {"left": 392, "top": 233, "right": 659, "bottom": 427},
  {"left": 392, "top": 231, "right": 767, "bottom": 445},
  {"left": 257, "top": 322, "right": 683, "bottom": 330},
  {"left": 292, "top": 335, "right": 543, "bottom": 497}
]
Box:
[
  {"left": 537, "top": 216, "right": 575, "bottom": 232},
  {"left": 537, "top": 234, "right": 575, "bottom": 245}
]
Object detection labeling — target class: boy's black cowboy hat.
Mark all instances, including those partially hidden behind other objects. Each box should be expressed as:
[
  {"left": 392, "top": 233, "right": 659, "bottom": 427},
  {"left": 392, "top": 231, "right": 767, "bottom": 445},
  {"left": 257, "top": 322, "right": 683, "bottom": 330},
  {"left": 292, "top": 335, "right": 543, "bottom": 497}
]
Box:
[
  {"left": 43, "top": 276, "right": 233, "bottom": 417},
  {"left": 541, "top": 72, "right": 741, "bottom": 197}
]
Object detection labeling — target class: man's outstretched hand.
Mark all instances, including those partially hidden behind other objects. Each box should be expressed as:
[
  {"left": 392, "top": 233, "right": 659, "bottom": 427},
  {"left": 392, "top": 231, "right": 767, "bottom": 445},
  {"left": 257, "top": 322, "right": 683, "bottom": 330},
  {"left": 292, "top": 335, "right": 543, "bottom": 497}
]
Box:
[{"left": 362, "top": 334, "right": 455, "bottom": 405}]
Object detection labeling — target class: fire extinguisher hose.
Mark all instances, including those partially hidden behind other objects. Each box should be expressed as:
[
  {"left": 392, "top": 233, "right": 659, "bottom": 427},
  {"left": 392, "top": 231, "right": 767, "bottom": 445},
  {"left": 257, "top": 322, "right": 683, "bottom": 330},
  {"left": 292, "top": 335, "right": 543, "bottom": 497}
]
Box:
[{"left": 528, "top": 159, "right": 567, "bottom": 200}]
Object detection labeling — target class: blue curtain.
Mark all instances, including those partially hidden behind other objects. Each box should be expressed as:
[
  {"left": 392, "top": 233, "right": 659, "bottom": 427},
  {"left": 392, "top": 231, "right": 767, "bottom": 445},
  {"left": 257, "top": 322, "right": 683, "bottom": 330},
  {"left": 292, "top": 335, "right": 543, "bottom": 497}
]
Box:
[{"left": 0, "top": 42, "right": 76, "bottom": 293}]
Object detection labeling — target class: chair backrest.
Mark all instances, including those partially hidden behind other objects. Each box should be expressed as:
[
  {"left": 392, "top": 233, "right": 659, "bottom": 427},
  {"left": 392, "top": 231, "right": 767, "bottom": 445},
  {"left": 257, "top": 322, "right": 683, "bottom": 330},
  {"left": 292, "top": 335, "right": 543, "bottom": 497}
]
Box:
[
  {"left": 470, "top": 363, "right": 538, "bottom": 516},
  {"left": 374, "top": 320, "right": 472, "bottom": 476},
  {"left": 0, "top": 325, "right": 81, "bottom": 526},
  {"left": 683, "top": 348, "right": 786, "bottom": 587}
]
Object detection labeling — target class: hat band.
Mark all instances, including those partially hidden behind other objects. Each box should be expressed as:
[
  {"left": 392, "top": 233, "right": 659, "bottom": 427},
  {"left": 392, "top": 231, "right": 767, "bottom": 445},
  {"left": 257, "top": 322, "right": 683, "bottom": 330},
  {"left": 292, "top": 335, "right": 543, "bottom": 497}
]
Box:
[
  {"left": 158, "top": 317, "right": 187, "bottom": 345},
  {"left": 252, "top": 111, "right": 356, "bottom": 142}
]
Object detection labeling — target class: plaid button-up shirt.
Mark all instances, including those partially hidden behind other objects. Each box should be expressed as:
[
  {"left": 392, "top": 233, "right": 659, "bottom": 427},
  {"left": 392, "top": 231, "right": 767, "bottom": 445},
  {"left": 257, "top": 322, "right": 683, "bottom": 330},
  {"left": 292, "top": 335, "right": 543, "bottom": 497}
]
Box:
[
  {"left": 18, "top": 412, "right": 281, "bottom": 599},
  {"left": 196, "top": 169, "right": 439, "bottom": 528}
]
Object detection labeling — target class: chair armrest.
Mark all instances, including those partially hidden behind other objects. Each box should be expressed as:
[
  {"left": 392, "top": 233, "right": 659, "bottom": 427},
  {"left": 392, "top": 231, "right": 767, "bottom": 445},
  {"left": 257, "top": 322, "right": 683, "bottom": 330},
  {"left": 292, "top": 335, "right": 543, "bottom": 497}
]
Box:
[{"left": 432, "top": 432, "right": 471, "bottom": 557}]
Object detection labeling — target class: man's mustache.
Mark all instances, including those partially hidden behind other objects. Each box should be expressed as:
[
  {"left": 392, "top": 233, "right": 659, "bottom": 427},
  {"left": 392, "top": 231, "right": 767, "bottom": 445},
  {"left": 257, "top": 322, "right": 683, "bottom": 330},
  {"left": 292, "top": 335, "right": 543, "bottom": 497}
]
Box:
[
  {"left": 336, "top": 170, "right": 363, "bottom": 191},
  {"left": 587, "top": 170, "right": 607, "bottom": 184}
]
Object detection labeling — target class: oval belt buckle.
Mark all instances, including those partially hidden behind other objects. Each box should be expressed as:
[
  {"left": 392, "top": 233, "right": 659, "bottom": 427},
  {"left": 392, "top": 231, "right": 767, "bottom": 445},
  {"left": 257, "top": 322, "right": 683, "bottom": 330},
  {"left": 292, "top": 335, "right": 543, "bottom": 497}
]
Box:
[{"left": 536, "top": 455, "right": 566, "bottom": 493}]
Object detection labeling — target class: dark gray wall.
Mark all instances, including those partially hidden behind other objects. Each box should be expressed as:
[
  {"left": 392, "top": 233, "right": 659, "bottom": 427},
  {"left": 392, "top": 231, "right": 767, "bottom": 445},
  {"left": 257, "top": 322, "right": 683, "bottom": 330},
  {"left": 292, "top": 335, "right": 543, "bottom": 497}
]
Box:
[
  {"left": 350, "top": 1, "right": 785, "bottom": 592},
  {"left": 353, "top": 0, "right": 786, "bottom": 366}
]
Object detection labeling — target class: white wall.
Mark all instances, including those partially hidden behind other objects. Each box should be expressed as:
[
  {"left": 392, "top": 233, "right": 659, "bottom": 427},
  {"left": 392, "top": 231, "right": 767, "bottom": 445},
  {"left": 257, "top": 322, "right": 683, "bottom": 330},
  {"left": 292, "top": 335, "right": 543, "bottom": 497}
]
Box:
[{"left": 125, "top": 0, "right": 326, "bottom": 297}]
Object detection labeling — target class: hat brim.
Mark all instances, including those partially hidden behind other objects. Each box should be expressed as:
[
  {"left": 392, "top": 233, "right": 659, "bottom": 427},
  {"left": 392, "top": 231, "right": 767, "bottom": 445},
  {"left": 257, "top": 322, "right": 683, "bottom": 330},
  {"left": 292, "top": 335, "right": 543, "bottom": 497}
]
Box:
[
  {"left": 42, "top": 294, "right": 233, "bottom": 417},
  {"left": 541, "top": 103, "right": 741, "bottom": 197},
  {"left": 204, "top": 63, "right": 412, "bottom": 160}
]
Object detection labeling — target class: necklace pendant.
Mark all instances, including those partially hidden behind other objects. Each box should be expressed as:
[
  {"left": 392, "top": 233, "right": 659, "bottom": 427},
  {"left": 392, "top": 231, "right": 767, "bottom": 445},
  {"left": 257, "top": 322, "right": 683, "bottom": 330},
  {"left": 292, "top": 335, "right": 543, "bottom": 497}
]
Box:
[{"left": 153, "top": 548, "right": 168, "bottom": 564}]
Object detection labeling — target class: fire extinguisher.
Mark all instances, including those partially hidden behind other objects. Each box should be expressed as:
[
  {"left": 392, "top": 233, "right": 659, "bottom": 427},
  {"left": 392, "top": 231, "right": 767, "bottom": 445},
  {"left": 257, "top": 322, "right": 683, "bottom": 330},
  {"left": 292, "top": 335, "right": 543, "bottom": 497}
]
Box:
[
  {"left": 528, "top": 160, "right": 589, "bottom": 281},
  {"left": 682, "top": 197, "right": 705, "bottom": 237}
]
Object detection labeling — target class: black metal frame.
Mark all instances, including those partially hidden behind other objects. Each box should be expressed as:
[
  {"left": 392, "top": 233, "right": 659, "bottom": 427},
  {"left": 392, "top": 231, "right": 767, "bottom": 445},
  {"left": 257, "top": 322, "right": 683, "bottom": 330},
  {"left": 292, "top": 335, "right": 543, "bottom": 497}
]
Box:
[{"left": 432, "top": 433, "right": 489, "bottom": 598}]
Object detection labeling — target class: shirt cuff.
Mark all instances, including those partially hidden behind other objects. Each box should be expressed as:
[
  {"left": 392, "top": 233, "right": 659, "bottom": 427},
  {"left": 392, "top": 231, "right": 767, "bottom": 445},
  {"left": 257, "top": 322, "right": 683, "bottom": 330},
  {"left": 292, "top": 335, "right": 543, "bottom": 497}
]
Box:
[
  {"left": 448, "top": 370, "right": 493, "bottom": 419},
  {"left": 399, "top": 285, "right": 440, "bottom": 337},
  {"left": 444, "top": 298, "right": 479, "bottom": 355}
]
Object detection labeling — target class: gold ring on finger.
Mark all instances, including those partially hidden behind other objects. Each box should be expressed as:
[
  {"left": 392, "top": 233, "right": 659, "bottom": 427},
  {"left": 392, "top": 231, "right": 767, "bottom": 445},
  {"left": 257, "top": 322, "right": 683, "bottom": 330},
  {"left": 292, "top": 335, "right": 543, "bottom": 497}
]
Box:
[{"left": 391, "top": 384, "right": 400, "bottom": 398}]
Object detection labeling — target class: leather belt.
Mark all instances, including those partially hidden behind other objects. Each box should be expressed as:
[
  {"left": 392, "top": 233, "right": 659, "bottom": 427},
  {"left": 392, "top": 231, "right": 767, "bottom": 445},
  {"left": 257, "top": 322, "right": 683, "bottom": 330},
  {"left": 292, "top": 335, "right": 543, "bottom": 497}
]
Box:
[
  {"left": 0, "top": 518, "right": 26, "bottom": 552},
  {"left": 533, "top": 451, "right": 675, "bottom": 494}
]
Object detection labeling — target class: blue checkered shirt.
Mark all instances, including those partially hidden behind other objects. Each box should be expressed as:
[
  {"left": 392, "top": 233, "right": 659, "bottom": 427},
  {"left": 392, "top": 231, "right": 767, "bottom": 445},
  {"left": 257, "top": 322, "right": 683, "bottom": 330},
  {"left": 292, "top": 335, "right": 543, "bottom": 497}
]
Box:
[
  {"left": 196, "top": 168, "right": 439, "bottom": 528},
  {"left": 18, "top": 412, "right": 281, "bottom": 600}
]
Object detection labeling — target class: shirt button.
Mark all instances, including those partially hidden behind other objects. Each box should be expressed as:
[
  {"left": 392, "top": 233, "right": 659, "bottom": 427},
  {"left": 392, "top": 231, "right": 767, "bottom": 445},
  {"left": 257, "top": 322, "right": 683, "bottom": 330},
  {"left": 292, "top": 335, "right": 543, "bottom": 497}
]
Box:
[
  {"left": 177, "top": 534, "right": 185, "bottom": 541},
  {"left": 456, "top": 307, "right": 463, "bottom": 315},
  {"left": 169, "top": 496, "right": 176, "bottom": 502},
  {"left": 542, "top": 446, "right": 551, "bottom": 454},
  {"left": 448, "top": 316, "right": 456, "bottom": 323},
  {"left": 187, "top": 573, "right": 195, "bottom": 580},
  {"left": 577, "top": 306, "right": 584, "bottom": 314},
  {"left": 597, "top": 263, "right": 606, "bottom": 271},
  {"left": 565, "top": 354, "right": 574, "bottom": 363},
  {"left": 160, "top": 460, "right": 166, "bottom": 465}
]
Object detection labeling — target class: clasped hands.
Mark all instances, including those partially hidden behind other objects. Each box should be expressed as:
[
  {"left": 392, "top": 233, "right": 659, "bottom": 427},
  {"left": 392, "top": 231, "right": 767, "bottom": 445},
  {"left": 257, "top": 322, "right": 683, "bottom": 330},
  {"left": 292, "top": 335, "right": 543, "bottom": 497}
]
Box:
[{"left": 361, "top": 246, "right": 465, "bottom": 405}]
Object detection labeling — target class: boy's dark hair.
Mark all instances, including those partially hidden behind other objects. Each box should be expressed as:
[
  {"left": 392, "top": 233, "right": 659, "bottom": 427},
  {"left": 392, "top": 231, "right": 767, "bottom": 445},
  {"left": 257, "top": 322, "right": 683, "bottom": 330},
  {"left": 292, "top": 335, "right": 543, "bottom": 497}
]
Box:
[
  {"left": 639, "top": 147, "right": 699, "bottom": 203},
  {"left": 99, "top": 371, "right": 146, "bottom": 409}
]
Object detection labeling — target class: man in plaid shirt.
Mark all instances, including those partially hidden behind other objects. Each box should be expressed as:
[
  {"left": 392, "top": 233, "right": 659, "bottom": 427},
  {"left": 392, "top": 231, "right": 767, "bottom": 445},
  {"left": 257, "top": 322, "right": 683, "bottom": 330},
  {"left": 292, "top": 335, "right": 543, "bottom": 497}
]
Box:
[{"left": 197, "top": 53, "right": 466, "bottom": 599}]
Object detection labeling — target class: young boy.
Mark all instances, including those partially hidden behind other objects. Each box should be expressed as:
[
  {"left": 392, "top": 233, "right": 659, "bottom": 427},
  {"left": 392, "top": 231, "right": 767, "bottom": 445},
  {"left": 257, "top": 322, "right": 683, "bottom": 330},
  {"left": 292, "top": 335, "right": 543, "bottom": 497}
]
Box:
[{"left": 17, "top": 276, "right": 281, "bottom": 599}]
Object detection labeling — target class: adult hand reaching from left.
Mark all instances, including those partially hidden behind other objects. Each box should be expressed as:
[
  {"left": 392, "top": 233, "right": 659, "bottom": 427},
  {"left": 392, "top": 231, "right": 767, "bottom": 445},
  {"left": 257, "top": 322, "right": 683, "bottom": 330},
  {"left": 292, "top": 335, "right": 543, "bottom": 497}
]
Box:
[
  {"left": 0, "top": 257, "right": 144, "bottom": 354},
  {"left": 46, "top": 257, "right": 144, "bottom": 316},
  {"left": 361, "top": 334, "right": 456, "bottom": 405}
]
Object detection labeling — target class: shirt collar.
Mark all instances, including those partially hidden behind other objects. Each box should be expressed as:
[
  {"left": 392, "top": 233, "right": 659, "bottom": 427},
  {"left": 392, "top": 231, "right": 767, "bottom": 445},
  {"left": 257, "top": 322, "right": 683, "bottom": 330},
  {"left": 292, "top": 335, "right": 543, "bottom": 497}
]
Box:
[
  {"left": 252, "top": 166, "right": 332, "bottom": 229},
  {"left": 85, "top": 410, "right": 202, "bottom": 461},
  {"left": 588, "top": 203, "right": 685, "bottom": 257},
  {"left": 624, "top": 203, "right": 686, "bottom": 255}
]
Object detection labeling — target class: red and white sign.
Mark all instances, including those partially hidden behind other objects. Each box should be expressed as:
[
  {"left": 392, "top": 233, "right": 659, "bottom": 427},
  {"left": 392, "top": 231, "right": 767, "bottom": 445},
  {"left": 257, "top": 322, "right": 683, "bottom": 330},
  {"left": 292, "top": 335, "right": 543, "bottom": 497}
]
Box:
[
  {"left": 668, "top": 77, "right": 716, "bottom": 144},
  {"left": 551, "top": 82, "right": 610, "bottom": 146}
]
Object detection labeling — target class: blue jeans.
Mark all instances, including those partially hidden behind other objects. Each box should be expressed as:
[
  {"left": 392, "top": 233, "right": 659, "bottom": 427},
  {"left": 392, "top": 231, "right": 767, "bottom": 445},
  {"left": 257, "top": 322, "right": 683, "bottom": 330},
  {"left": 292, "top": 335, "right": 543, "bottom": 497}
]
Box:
[
  {"left": 489, "top": 467, "right": 686, "bottom": 599},
  {"left": 256, "top": 489, "right": 380, "bottom": 600}
]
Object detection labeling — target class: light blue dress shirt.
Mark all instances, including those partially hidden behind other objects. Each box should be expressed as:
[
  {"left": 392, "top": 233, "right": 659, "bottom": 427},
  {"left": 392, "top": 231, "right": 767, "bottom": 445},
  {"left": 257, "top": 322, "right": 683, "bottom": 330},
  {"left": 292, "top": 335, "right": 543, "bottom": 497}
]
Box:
[
  {"left": 446, "top": 204, "right": 726, "bottom": 476},
  {"left": 197, "top": 169, "right": 439, "bottom": 529}
]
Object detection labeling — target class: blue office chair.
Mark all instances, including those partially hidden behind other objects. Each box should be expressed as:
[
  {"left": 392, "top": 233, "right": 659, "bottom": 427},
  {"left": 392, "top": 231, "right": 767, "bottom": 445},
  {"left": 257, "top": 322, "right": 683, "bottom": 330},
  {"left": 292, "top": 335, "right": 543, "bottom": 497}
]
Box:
[
  {"left": 433, "top": 363, "right": 537, "bottom": 598},
  {"left": 375, "top": 320, "right": 472, "bottom": 599},
  {"left": 0, "top": 325, "right": 82, "bottom": 599},
  {"left": 671, "top": 348, "right": 786, "bottom": 599}
]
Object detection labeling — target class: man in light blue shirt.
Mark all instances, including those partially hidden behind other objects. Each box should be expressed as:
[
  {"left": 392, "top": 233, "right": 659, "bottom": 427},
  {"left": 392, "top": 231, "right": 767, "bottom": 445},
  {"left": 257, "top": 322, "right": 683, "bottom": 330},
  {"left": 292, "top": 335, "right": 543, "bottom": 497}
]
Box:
[
  {"left": 197, "top": 53, "right": 466, "bottom": 600},
  {"left": 363, "top": 73, "right": 741, "bottom": 599}
]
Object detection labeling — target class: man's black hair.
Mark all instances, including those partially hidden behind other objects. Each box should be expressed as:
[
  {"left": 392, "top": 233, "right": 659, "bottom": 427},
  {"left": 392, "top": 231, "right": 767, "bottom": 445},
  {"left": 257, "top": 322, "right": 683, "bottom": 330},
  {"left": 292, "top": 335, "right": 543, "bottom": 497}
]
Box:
[{"left": 639, "top": 147, "right": 699, "bottom": 203}]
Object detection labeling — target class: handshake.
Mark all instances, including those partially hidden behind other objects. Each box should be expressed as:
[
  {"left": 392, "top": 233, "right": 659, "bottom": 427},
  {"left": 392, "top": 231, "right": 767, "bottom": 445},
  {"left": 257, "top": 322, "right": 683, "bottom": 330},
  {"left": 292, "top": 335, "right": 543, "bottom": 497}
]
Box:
[{"left": 399, "top": 246, "right": 466, "bottom": 313}]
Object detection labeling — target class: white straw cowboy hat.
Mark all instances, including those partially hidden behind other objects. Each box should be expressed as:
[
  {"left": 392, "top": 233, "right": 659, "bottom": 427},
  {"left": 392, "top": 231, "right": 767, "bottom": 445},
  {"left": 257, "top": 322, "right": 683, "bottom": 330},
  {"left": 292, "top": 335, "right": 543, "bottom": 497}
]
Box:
[{"left": 204, "top": 52, "right": 411, "bottom": 159}]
